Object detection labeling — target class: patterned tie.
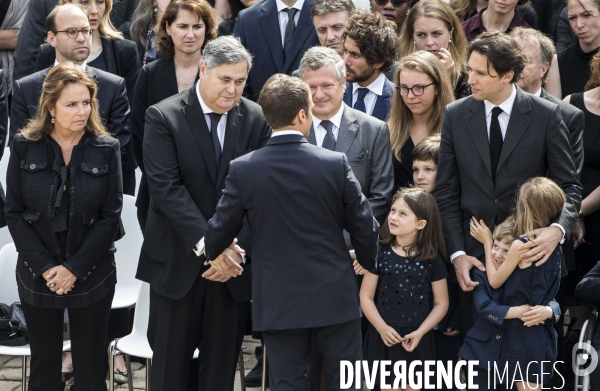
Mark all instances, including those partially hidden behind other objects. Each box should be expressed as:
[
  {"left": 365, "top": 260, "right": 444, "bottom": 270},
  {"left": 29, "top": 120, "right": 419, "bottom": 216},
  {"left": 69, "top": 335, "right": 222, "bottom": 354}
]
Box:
[
  {"left": 283, "top": 8, "right": 298, "bottom": 58},
  {"left": 353, "top": 88, "right": 369, "bottom": 113},
  {"left": 208, "top": 112, "right": 222, "bottom": 168},
  {"left": 489, "top": 106, "right": 504, "bottom": 183},
  {"left": 320, "top": 120, "right": 336, "bottom": 150}
]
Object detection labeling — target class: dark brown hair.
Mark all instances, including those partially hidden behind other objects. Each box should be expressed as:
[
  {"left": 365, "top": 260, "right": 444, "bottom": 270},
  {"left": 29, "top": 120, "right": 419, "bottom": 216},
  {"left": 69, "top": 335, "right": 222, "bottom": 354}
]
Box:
[
  {"left": 411, "top": 134, "right": 441, "bottom": 164},
  {"left": 380, "top": 187, "right": 447, "bottom": 261},
  {"left": 341, "top": 9, "right": 399, "bottom": 73},
  {"left": 467, "top": 31, "right": 527, "bottom": 82},
  {"left": 156, "top": 0, "right": 217, "bottom": 59},
  {"left": 258, "top": 74, "right": 310, "bottom": 129},
  {"left": 21, "top": 63, "right": 108, "bottom": 141}
]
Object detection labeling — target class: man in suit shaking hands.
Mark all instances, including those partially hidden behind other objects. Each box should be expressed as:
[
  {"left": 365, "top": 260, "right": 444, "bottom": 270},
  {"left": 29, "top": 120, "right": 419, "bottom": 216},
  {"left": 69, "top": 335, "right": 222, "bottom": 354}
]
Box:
[
  {"left": 204, "top": 74, "right": 379, "bottom": 390},
  {"left": 435, "top": 32, "right": 581, "bottom": 331},
  {"left": 136, "top": 36, "right": 271, "bottom": 390}
]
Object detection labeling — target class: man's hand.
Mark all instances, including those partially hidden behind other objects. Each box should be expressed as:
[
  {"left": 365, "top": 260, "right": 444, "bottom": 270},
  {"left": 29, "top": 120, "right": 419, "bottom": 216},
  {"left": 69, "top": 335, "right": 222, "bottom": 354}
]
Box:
[
  {"left": 202, "top": 266, "right": 232, "bottom": 283},
  {"left": 353, "top": 260, "right": 367, "bottom": 275},
  {"left": 442, "top": 327, "right": 460, "bottom": 337},
  {"left": 203, "top": 239, "right": 245, "bottom": 278},
  {"left": 573, "top": 218, "right": 588, "bottom": 249},
  {"left": 518, "top": 226, "right": 562, "bottom": 266},
  {"left": 522, "top": 305, "right": 553, "bottom": 327},
  {"left": 453, "top": 254, "right": 485, "bottom": 292}
]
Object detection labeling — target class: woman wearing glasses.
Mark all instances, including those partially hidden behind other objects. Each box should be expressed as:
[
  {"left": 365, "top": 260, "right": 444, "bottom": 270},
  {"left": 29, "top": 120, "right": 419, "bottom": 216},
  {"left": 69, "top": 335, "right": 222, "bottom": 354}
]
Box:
[
  {"left": 370, "top": 0, "right": 417, "bottom": 34},
  {"left": 399, "top": 0, "right": 471, "bottom": 100},
  {"left": 5, "top": 63, "right": 122, "bottom": 391},
  {"left": 388, "top": 50, "right": 454, "bottom": 192}
]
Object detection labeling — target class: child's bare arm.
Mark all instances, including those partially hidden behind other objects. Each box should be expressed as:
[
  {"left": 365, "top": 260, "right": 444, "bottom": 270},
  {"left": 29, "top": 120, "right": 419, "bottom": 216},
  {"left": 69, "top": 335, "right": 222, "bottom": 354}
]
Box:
[{"left": 487, "top": 240, "right": 523, "bottom": 288}]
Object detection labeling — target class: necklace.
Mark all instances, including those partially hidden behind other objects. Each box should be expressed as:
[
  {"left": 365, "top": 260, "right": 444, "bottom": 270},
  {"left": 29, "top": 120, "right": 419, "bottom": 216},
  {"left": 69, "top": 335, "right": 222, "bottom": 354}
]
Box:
[{"left": 417, "top": 129, "right": 425, "bottom": 135}]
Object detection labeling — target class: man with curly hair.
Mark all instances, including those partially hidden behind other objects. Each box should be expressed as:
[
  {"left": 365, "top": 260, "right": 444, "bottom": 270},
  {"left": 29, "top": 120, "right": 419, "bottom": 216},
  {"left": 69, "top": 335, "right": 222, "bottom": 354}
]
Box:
[{"left": 341, "top": 10, "right": 398, "bottom": 121}]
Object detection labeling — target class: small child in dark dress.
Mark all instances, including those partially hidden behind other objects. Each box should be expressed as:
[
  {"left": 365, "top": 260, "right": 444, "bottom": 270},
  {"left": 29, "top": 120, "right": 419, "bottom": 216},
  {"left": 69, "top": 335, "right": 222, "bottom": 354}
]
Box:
[
  {"left": 470, "top": 177, "right": 564, "bottom": 390},
  {"left": 360, "top": 187, "right": 449, "bottom": 391}
]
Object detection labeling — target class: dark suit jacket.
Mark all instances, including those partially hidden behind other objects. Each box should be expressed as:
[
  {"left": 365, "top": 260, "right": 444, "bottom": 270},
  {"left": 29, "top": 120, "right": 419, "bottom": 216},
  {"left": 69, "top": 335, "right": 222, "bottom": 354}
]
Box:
[
  {"left": 34, "top": 38, "right": 141, "bottom": 109},
  {"left": 436, "top": 87, "right": 582, "bottom": 263},
  {"left": 342, "top": 76, "right": 395, "bottom": 122},
  {"left": 540, "top": 87, "right": 584, "bottom": 177},
  {"left": 459, "top": 269, "right": 561, "bottom": 364},
  {"left": 307, "top": 104, "right": 393, "bottom": 226},
  {"left": 12, "top": 0, "right": 138, "bottom": 81},
  {"left": 0, "top": 70, "right": 7, "bottom": 228},
  {"left": 131, "top": 58, "right": 181, "bottom": 218},
  {"left": 204, "top": 133, "right": 379, "bottom": 331},
  {"left": 233, "top": 0, "right": 320, "bottom": 101},
  {"left": 135, "top": 85, "right": 271, "bottom": 302},
  {"left": 9, "top": 66, "right": 132, "bottom": 168}
]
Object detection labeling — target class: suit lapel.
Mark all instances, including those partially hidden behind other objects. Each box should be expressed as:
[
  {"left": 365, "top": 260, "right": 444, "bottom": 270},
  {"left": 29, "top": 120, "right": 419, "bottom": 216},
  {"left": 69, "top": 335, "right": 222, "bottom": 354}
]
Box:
[
  {"left": 372, "top": 79, "right": 394, "bottom": 121},
  {"left": 182, "top": 85, "right": 218, "bottom": 185},
  {"left": 164, "top": 59, "right": 180, "bottom": 96},
  {"left": 282, "top": 1, "right": 315, "bottom": 73},
  {"left": 343, "top": 83, "right": 353, "bottom": 107},
  {"left": 216, "top": 103, "right": 243, "bottom": 187},
  {"left": 335, "top": 105, "right": 359, "bottom": 155},
  {"left": 466, "top": 98, "right": 493, "bottom": 178},
  {"left": 497, "top": 89, "right": 531, "bottom": 171},
  {"left": 259, "top": 1, "right": 285, "bottom": 72},
  {"left": 101, "top": 38, "right": 117, "bottom": 75},
  {"left": 307, "top": 124, "right": 317, "bottom": 145}
]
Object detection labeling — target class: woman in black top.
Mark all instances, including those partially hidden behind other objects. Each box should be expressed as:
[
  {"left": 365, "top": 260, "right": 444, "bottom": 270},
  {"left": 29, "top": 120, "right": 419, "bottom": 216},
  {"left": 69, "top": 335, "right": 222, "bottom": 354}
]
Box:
[
  {"left": 132, "top": 0, "right": 216, "bottom": 231},
  {"left": 545, "top": 0, "right": 600, "bottom": 98},
  {"left": 5, "top": 63, "right": 122, "bottom": 391},
  {"left": 217, "top": 0, "right": 260, "bottom": 36},
  {"left": 129, "top": 0, "right": 173, "bottom": 65}
]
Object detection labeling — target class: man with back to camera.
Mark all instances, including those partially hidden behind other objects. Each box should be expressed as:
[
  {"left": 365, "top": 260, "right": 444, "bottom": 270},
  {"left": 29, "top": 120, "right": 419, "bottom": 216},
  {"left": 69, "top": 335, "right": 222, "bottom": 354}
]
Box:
[
  {"left": 204, "top": 73, "right": 379, "bottom": 391},
  {"left": 341, "top": 9, "right": 397, "bottom": 121},
  {"left": 435, "top": 32, "right": 581, "bottom": 335}
]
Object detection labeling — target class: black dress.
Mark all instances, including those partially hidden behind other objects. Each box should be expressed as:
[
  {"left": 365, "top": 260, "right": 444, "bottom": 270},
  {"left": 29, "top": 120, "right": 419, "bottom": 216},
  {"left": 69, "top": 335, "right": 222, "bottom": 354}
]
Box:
[
  {"left": 392, "top": 138, "right": 415, "bottom": 194},
  {"left": 363, "top": 247, "right": 447, "bottom": 367},
  {"left": 566, "top": 93, "right": 600, "bottom": 295},
  {"left": 558, "top": 44, "right": 600, "bottom": 97}
]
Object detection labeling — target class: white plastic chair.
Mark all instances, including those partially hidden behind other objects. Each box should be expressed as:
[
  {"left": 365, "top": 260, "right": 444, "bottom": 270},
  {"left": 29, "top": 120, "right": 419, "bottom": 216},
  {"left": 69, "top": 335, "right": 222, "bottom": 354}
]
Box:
[
  {"left": 0, "top": 243, "right": 70, "bottom": 391},
  {"left": 0, "top": 146, "right": 10, "bottom": 192},
  {"left": 112, "top": 195, "right": 143, "bottom": 309}
]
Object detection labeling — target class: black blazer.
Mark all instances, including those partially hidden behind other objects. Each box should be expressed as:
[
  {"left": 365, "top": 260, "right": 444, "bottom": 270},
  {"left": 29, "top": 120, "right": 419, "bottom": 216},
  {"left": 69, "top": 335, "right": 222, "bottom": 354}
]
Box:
[
  {"left": 131, "top": 58, "right": 181, "bottom": 216},
  {"left": 436, "top": 87, "right": 582, "bottom": 262},
  {"left": 342, "top": 77, "right": 395, "bottom": 122},
  {"left": 5, "top": 133, "right": 122, "bottom": 307},
  {"left": 135, "top": 85, "right": 271, "bottom": 302},
  {"left": 0, "top": 70, "right": 7, "bottom": 228},
  {"left": 233, "top": 0, "right": 320, "bottom": 101},
  {"left": 204, "top": 134, "right": 379, "bottom": 331},
  {"left": 35, "top": 38, "right": 141, "bottom": 110},
  {"left": 540, "top": 87, "right": 585, "bottom": 177},
  {"left": 9, "top": 66, "right": 132, "bottom": 169}
]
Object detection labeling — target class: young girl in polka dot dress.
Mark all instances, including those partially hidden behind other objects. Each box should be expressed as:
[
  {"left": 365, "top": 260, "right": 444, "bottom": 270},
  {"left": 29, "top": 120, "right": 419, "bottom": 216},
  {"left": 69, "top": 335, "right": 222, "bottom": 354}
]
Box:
[{"left": 360, "top": 187, "right": 449, "bottom": 391}]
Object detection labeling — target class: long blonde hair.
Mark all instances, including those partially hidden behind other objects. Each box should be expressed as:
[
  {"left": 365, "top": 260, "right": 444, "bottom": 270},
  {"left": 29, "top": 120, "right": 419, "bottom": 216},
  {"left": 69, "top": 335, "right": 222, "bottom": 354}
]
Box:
[
  {"left": 21, "top": 64, "right": 109, "bottom": 141},
  {"left": 399, "top": 0, "right": 468, "bottom": 88},
  {"left": 62, "top": 0, "right": 123, "bottom": 39},
  {"left": 388, "top": 50, "right": 454, "bottom": 161},
  {"left": 513, "top": 177, "right": 566, "bottom": 239}
]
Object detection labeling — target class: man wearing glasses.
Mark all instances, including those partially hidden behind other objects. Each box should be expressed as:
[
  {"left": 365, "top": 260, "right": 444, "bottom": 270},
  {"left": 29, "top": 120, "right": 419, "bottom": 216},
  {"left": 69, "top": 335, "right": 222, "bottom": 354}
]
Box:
[{"left": 7, "top": 4, "right": 130, "bottom": 168}]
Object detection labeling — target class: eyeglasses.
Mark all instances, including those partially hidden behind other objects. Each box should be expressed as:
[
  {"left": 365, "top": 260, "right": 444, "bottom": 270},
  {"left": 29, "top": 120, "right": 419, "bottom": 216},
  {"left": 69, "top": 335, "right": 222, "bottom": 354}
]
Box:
[
  {"left": 396, "top": 83, "right": 435, "bottom": 96},
  {"left": 53, "top": 27, "right": 93, "bottom": 39},
  {"left": 373, "top": 0, "right": 408, "bottom": 7}
]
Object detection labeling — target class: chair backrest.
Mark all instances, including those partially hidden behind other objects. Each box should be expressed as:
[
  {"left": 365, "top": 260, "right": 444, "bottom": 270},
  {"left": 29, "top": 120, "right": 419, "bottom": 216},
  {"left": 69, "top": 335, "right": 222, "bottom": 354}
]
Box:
[
  {"left": 0, "top": 243, "right": 20, "bottom": 304},
  {"left": 113, "top": 194, "right": 143, "bottom": 305},
  {"left": 131, "top": 282, "right": 150, "bottom": 336}
]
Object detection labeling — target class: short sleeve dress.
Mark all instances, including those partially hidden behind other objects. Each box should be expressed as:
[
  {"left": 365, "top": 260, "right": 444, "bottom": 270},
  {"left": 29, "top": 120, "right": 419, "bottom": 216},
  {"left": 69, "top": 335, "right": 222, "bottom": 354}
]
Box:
[
  {"left": 500, "top": 238, "right": 561, "bottom": 384},
  {"left": 363, "top": 246, "right": 448, "bottom": 365}
]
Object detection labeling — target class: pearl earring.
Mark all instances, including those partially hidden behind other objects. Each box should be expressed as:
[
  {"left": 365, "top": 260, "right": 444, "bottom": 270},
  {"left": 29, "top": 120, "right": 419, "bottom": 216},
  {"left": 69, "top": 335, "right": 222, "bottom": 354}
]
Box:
[
  {"left": 51, "top": 116, "right": 55, "bottom": 124},
  {"left": 449, "top": 39, "right": 452, "bottom": 43},
  {"left": 154, "top": 6, "right": 158, "bottom": 12}
]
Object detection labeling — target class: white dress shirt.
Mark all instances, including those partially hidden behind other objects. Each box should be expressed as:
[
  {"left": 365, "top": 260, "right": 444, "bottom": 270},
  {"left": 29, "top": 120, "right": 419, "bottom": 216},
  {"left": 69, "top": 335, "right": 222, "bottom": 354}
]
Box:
[
  {"left": 272, "top": 130, "right": 303, "bottom": 137},
  {"left": 193, "top": 82, "right": 229, "bottom": 257},
  {"left": 276, "top": 0, "right": 304, "bottom": 48},
  {"left": 351, "top": 72, "right": 386, "bottom": 116},
  {"left": 450, "top": 84, "right": 565, "bottom": 262},
  {"left": 312, "top": 104, "right": 344, "bottom": 147}
]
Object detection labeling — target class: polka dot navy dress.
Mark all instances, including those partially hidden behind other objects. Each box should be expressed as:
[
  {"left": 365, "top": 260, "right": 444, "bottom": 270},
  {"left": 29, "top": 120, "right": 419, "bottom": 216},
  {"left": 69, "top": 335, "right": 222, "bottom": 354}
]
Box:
[{"left": 363, "top": 245, "right": 447, "bottom": 364}]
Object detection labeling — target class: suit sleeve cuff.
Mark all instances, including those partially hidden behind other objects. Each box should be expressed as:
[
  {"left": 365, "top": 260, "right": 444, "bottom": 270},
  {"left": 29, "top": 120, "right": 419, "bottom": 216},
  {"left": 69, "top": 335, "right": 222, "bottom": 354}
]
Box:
[
  {"left": 550, "top": 223, "right": 566, "bottom": 244},
  {"left": 450, "top": 251, "right": 466, "bottom": 263}
]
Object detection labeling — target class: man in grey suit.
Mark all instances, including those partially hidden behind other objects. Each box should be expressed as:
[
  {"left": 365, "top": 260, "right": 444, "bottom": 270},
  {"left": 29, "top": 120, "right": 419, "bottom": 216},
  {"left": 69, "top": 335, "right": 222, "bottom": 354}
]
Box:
[
  {"left": 299, "top": 46, "right": 393, "bottom": 226},
  {"left": 436, "top": 32, "right": 582, "bottom": 333}
]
